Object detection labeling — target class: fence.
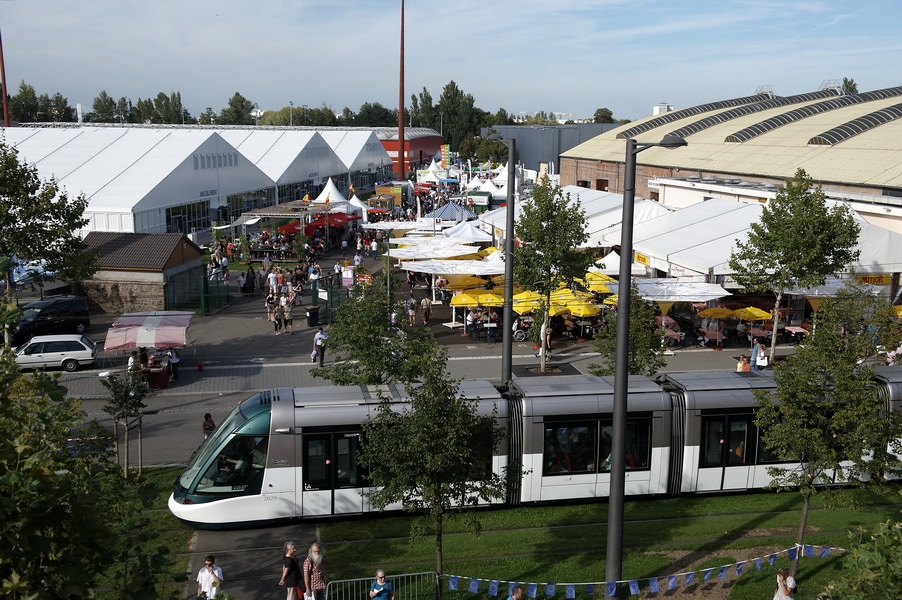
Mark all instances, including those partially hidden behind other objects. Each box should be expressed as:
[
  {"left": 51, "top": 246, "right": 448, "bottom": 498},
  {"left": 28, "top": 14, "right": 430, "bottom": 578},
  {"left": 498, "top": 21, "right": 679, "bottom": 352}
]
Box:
[{"left": 326, "top": 572, "right": 439, "bottom": 600}]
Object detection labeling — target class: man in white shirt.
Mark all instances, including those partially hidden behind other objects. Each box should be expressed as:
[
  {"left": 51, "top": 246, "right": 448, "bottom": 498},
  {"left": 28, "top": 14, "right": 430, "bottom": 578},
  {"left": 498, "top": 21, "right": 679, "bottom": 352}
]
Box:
[{"left": 196, "top": 555, "right": 223, "bottom": 598}]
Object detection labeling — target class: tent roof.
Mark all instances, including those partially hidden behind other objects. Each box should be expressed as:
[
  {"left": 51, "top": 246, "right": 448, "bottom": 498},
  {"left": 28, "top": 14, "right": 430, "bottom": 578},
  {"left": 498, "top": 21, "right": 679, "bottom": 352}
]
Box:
[
  {"left": 443, "top": 220, "right": 494, "bottom": 243},
  {"left": 312, "top": 177, "right": 348, "bottom": 205},
  {"left": 317, "top": 130, "right": 392, "bottom": 172},
  {"left": 425, "top": 203, "right": 477, "bottom": 221}
]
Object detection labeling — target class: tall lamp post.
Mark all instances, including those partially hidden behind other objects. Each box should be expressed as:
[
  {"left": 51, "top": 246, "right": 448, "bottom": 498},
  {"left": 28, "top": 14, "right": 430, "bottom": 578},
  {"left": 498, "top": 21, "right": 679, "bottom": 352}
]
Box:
[
  {"left": 486, "top": 134, "right": 516, "bottom": 385},
  {"left": 607, "top": 134, "right": 687, "bottom": 592}
]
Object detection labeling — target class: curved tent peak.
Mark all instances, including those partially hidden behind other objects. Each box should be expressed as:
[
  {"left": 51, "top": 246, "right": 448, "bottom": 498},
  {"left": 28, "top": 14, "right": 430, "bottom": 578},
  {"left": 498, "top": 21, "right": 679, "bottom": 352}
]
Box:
[{"left": 312, "top": 177, "right": 348, "bottom": 205}]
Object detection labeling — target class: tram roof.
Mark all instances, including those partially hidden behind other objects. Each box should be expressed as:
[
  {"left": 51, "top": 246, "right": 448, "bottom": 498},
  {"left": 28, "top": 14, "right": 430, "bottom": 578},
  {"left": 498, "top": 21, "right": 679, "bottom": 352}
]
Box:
[{"left": 514, "top": 375, "right": 672, "bottom": 417}]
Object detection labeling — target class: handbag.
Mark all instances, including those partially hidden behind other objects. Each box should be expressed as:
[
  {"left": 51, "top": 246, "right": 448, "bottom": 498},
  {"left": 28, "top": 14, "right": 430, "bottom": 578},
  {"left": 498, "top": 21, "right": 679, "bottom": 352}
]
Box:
[{"left": 756, "top": 355, "right": 768, "bottom": 367}]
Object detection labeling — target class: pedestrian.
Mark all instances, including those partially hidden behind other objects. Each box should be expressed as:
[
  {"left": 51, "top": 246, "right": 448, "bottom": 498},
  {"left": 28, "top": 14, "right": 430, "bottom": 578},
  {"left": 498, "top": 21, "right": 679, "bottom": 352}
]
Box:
[
  {"left": 202, "top": 413, "right": 216, "bottom": 440},
  {"left": 303, "top": 543, "right": 327, "bottom": 600},
  {"left": 283, "top": 302, "right": 294, "bottom": 335},
  {"left": 369, "top": 570, "right": 395, "bottom": 600},
  {"left": 420, "top": 296, "right": 432, "bottom": 326},
  {"left": 127, "top": 350, "right": 139, "bottom": 371},
  {"left": 279, "top": 541, "right": 302, "bottom": 600},
  {"left": 196, "top": 554, "right": 223, "bottom": 598},
  {"left": 406, "top": 293, "right": 418, "bottom": 327},
  {"left": 751, "top": 338, "right": 761, "bottom": 373},
  {"left": 773, "top": 567, "right": 796, "bottom": 599},
  {"left": 507, "top": 586, "right": 523, "bottom": 600},
  {"left": 370, "top": 238, "right": 379, "bottom": 260},
  {"left": 273, "top": 304, "right": 285, "bottom": 335},
  {"left": 167, "top": 347, "right": 180, "bottom": 381},
  {"left": 341, "top": 238, "right": 349, "bottom": 257},
  {"left": 313, "top": 327, "right": 329, "bottom": 367},
  {"left": 353, "top": 251, "right": 363, "bottom": 267}
]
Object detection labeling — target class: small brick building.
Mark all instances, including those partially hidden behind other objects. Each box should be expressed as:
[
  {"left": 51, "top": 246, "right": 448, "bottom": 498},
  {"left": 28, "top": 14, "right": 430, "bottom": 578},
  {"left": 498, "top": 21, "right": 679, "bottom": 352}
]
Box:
[{"left": 82, "top": 232, "right": 205, "bottom": 313}]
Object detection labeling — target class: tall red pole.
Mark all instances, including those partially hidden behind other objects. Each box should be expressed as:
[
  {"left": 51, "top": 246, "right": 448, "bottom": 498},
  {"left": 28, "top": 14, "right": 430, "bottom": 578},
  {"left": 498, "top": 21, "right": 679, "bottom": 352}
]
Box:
[
  {"left": 397, "top": 0, "right": 405, "bottom": 179},
  {"left": 0, "top": 25, "right": 10, "bottom": 127}
]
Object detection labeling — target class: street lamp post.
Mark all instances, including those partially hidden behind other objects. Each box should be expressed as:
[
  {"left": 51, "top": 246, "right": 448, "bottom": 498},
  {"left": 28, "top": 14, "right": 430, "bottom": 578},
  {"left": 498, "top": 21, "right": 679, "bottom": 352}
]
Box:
[
  {"left": 486, "top": 134, "right": 516, "bottom": 385},
  {"left": 289, "top": 101, "right": 293, "bottom": 126},
  {"left": 607, "top": 134, "right": 687, "bottom": 593}
]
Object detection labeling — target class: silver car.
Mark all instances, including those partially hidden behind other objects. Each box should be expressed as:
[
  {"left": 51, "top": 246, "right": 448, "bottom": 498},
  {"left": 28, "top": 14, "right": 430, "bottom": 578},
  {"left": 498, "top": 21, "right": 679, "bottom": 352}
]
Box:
[{"left": 15, "top": 334, "right": 98, "bottom": 372}]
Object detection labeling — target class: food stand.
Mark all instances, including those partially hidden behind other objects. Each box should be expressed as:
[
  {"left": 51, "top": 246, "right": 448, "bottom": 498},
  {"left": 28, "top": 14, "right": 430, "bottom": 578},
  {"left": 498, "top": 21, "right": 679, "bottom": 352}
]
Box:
[{"left": 103, "top": 311, "right": 193, "bottom": 389}]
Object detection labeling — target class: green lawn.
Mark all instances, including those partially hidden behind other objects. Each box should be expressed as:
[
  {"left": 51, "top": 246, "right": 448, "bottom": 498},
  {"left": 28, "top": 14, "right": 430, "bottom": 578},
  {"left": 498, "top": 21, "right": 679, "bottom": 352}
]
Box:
[{"left": 135, "top": 468, "right": 899, "bottom": 599}]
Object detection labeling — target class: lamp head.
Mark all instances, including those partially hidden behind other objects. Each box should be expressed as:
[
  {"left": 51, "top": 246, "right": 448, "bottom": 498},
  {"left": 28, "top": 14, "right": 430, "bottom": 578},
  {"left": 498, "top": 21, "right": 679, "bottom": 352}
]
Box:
[{"left": 658, "top": 134, "right": 688, "bottom": 149}]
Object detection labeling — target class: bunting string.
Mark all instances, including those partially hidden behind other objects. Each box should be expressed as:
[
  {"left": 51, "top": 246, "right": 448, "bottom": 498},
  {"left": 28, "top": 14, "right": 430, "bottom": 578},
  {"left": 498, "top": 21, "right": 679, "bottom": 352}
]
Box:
[{"left": 445, "top": 543, "right": 846, "bottom": 597}]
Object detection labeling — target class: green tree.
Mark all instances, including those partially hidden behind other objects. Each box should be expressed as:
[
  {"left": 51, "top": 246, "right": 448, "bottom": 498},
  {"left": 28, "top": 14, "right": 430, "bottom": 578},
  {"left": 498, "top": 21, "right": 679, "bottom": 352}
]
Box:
[
  {"left": 513, "top": 178, "right": 594, "bottom": 370},
  {"left": 818, "top": 517, "right": 902, "bottom": 599},
  {"left": 728, "top": 168, "right": 860, "bottom": 362},
  {"left": 197, "top": 107, "right": 218, "bottom": 125},
  {"left": 354, "top": 102, "right": 398, "bottom": 127},
  {"left": 842, "top": 77, "right": 858, "bottom": 94},
  {"left": 0, "top": 352, "right": 174, "bottom": 598},
  {"left": 436, "top": 80, "right": 477, "bottom": 151},
  {"left": 755, "top": 281, "right": 902, "bottom": 579},
  {"left": 410, "top": 87, "right": 437, "bottom": 130},
  {"left": 9, "top": 81, "right": 39, "bottom": 122},
  {"left": 101, "top": 364, "right": 149, "bottom": 477},
  {"left": 593, "top": 107, "right": 614, "bottom": 123},
  {"left": 0, "top": 141, "right": 97, "bottom": 343},
  {"left": 89, "top": 89, "right": 118, "bottom": 122},
  {"left": 219, "top": 92, "right": 255, "bottom": 125},
  {"left": 312, "top": 276, "right": 439, "bottom": 385},
  {"left": 590, "top": 286, "right": 666, "bottom": 376},
  {"left": 116, "top": 96, "right": 135, "bottom": 123},
  {"left": 359, "top": 346, "right": 508, "bottom": 578},
  {"left": 48, "top": 92, "right": 74, "bottom": 122}
]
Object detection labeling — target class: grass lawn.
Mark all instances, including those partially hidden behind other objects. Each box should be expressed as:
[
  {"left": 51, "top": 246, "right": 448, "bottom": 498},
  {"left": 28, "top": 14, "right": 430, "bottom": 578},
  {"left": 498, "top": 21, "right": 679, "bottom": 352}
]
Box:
[{"left": 135, "top": 467, "right": 899, "bottom": 599}]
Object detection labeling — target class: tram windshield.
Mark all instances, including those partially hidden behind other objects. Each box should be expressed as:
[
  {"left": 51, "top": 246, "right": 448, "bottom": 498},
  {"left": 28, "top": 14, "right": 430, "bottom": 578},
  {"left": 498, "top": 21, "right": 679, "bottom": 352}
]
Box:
[{"left": 177, "top": 392, "right": 271, "bottom": 490}]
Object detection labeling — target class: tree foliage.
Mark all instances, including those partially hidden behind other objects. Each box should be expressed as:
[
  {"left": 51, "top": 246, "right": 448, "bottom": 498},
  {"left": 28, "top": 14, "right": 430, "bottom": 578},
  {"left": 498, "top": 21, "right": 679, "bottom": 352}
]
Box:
[
  {"left": 218, "top": 92, "right": 256, "bottom": 125},
  {"left": 754, "top": 281, "right": 902, "bottom": 576},
  {"left": 513, "top": 179, "right": 594, "bottom": 370},
  {"left": 312, "top": 276, "right": 440, "bottom": 385},
  {"left": 436, "top": 81, "right": 477, "bottom": 151},
  {"left": 818, "top": 516, "right": 902, "bottom": 600},
  {"left": 0, "top": 141, "right": 97, "bottom": 341},
  {"left": 841, "top": 77, "right": 859, "bottom": 94},
  {"left": 0, "top": 351, "right": 175, "bottom": 598},
  {"left": 593, "top": 107, "right": 614, "bottom": 123},
  {"left": 590, "top": 286, "right": 666, "bottom": 376},
  {"left": 728, "top": 168, "right": 859, "bottom": 359},
  {"left": 101, "top": 365, "right": 149, "bottom": 476},
  {"left": 358, "top": 347, "right": 507, "bottom": 576}
]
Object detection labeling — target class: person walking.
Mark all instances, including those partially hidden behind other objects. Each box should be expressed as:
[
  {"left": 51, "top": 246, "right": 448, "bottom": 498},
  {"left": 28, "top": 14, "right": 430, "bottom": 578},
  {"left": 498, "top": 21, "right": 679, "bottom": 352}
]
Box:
[
  {"left": 196, "top": 554, "right": 223, "bottom": 598},
  {"left": 369, "top": 570, "right": 395, "bottom": 600},
  {"left": 313, "top": 328, "right": 329, "bottom": 367},
  {"left": 303, "top": 543, "right": 327, "bottom": 600},
  {"left": 202, "top": 413, "right": 216, "bottom": 440},
  {"left": 279, "top": 541, "right": 302, "bottom": 600},
  {"left": 167, "top": 347, "right": 180, "bottom": 381},
  {"left": 751, "top": 338, "right": 762, "bottom": 373},
  {"left": 420, "top": 296, "right": 432, "bottom": 326}
]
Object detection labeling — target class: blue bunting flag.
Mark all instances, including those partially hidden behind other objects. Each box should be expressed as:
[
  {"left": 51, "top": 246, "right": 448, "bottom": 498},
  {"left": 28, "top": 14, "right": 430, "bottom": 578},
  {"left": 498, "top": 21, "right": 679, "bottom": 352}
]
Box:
[
  {"left": 769, "top": 553, "right": 777, "bottom": 566},
  {"left": 606, "top": 582, "right": 617, "bottom": 597},
  {"left": 545, "top": 584, "right": 555, "bottom": 597},
  {"left": 648, "top": 578, "right": 659, "bottom": 593},
  {"left": 684, "top": 572, "right": 694, "bottom": 586},
  {"left": 585, "top": 584, "right": 594, "bottom": 595},
  {"left": 668, "top": 576, "right": 677, "bottom": 590},
  {"left": 703, "top": 569, "right": 713, "bottom": 582},
  {"left": 788, "top": 547, "right": 797, "bottom": 561},
  {"left": 526, "top": 583, "right": 537, "bottom": 598},
  {"left": 717, "top": 566, "right": 727, "bottom": 579},
  {"left": 820, "top": 547, "right": 830, "bottom": 559},
  {"left": 628, "top": 581, "right": 640, "bottom": 595},
  {"left": 804, "top": 545, "right": 814, "bottom": 557},
  {"left": 449, "top": 576, "right": 459, "bottom": 591},
  {"left": 565, "top": 584, "right": 576, "bottom": 599},
  {"left": 735, "top": 561, "right": 745, "bottom": 576},
  {"left": 754, "top": 557, "right": 762, "bottom": 571},
  {"left": 488, "top": 581, "right": 499, "bottom": 596},
  {"left": 468, "top": 579, "right": 479, "bottom": 593}
]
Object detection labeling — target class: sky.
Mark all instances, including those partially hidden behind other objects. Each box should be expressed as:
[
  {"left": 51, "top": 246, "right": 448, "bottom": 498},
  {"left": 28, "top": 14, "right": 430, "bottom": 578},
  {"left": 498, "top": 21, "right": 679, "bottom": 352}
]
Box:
[{"left": 3, "top": 0, "right": 901, "bottom": 122}]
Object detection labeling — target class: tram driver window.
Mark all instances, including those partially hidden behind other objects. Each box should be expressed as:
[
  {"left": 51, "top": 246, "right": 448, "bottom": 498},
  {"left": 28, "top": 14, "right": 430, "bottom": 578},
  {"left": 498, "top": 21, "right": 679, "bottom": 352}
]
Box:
[{"left": 197, "top": 435, "right": 268, "bottom": 493}]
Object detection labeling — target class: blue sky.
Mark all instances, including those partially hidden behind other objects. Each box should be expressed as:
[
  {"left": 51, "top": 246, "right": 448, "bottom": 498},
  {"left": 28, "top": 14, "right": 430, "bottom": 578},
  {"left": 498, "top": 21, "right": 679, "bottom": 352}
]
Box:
[{"left": 3, "top": 0, "right": 900, "bottom": 121}]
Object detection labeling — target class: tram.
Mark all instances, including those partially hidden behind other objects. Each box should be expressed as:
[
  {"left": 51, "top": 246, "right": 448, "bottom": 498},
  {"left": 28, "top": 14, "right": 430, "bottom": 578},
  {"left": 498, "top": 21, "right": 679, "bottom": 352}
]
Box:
[{"left": 169, "top": 366, "right": 902, "bottom": 529}]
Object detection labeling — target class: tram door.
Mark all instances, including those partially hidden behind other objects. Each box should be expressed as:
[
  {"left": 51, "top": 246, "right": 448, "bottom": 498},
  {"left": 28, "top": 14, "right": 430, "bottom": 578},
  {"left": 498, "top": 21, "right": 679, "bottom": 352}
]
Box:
[
  {"left": 696, "top": 415, "right": 753, "bottom": 492},
  {"left": 301, "top": 430, "right": 366, "bottom": 516}
]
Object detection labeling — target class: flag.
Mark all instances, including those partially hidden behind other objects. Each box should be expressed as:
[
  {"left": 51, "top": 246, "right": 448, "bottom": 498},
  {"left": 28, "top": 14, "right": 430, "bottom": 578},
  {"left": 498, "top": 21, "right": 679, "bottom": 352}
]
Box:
[
  {"left": 449, "top": 577, "right": 459, "bottom": 591},
  {"left": 325, "top": 193, "right": 331, "bottom": 208},
  {"left": 703, "top": 569, "right": 713, "bottom": 582},
  {"left": 565, "top": 585, "right": 576, "bottom": 598},
  {"left": 349, "top": 182, "right": 356, "bottom": 195},
  {"left": 605, "top": 582, "right": 617, "bottom": 597},
  {"left": 717, "top": 566, "right": 727, "bottom": 579},
  {"left": 648, "top": 579, "right": 659, "bottom": 594},
  {"left": 684, "top": 573, "right": 694, "bottom": 586},
  {"left": 788, "top": 547, "right": 797, "bottom": 561},
  {"left": 804, "top": 545, "right": 815, "bottom": 557},
  {"left": 628, "top": 581, "right": 639, "bottom": 595},
  {"left": 667, "top": 576, "right": 677, "bottom": 590},
  {"left": 545, "top": 584, "right": 555, "bottom": 596},
  {"left": 820, "top": 547, "right": 831, "bottom": 558},
  {"left": 302, "top": 193, "right": 310, "bottom": 202},
  {"left": 754, "top": 558, "right": 762, "bottom": 571},
  {"left": 488, "top": 581, "right": 499, "bottom": 596},
  {"left": 526, "top": 583, "right": 537, "bottom": 598},
  {"left": 768, "top": 554, "right": 777, "bottom": 566},
  {"left": 468, "top": 579, "right": 479, "bottom": 593},
  {"left": 735, "top": 562, "right": 745, "bottom": 576}
]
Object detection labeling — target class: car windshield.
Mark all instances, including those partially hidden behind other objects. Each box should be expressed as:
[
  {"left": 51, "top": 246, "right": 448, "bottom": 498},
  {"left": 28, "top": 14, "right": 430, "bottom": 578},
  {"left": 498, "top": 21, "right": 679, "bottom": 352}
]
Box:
[{"left": 20, "top": 308, "right": 42, "bottom": 320}]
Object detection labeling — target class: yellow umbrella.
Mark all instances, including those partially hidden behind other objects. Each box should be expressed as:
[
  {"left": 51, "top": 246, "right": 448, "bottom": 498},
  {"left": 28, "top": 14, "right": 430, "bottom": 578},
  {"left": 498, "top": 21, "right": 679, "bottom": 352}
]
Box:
[
  {"left": 547, "top": 303, "right": 570, "bottom": 317},
  {"left": 567, "top": 302, "right": 601, "bottom": 318},
  {"left": 513, "top": 290, "right": 543, "bottom": 303},
  {"left": 698, "top": 306, "right": 735, "bottom": 319},
  {"left": 585, "top": 271, "right": 616, "bottom": 283},
  {"left": 733, "top": 306, "right": 771, "bottom": 321},
  {"left": 512, "top": 301, "right": 538, "bottom": 315},
  {"left": 603, "top": 294, "right": 619, "bottom": 305},
  {"left": 445, "top": 274, "right": 486, "bottom": 290},
  {"left": 894, "top": 305, "right": 902, "bottom": 319},
  {"left": 577, "top": 276, "right": 611, "bottom": 293},
  {"left": 549, "top": 288, "right": 594, "bottom": 303},
  {"left": 479, "top": 246, "right": 501, "bottom": 256},
  {"left": 471, "top": 290, "right": 504, "bottom": 307},
  {"left": 450, "top": 291, "right": 482, "bottom": 307}
]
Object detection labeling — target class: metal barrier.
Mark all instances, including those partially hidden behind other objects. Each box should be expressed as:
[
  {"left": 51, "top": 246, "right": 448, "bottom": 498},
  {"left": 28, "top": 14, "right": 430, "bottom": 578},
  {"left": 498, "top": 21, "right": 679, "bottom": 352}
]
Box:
[{"left": 326, "top": 571, "right": 439, "bottom": 600}]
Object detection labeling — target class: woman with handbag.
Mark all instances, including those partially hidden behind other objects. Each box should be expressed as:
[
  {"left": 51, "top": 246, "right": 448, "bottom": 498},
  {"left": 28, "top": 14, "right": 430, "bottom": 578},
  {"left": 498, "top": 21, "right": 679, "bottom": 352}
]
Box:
[{"left": 279, "top": 541, "right": 303, "bottom": 600}]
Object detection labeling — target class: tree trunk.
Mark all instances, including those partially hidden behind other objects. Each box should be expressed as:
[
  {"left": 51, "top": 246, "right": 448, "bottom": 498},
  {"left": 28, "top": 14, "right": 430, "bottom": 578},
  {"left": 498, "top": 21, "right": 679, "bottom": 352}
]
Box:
[
  {"left": 790, "top": 492, "right": 810, "bottom": 579},
  {"left": 112, "top": 419, "right": 120, "bottom": 469},
  {"left": 123, "top": 421, "right": 130, "bottom": 478},
  {"left": 769, "top": 291, "right": 783, "bottom": 363},
  {"left": 435, "top": 512, "right": 444, "bottom": 600},
  {"left": 539, "top": 316, "right": 549, "bottom": 372},
  {"left": 137, "top": 417, "right": 143, "bottom": 477}
]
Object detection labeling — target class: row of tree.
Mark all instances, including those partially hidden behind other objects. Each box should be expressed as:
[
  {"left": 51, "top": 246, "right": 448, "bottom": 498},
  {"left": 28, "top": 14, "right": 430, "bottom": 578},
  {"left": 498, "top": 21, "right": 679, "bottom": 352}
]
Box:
[{"left": 3, "top": 79, "right": 621, "bottom": 152}]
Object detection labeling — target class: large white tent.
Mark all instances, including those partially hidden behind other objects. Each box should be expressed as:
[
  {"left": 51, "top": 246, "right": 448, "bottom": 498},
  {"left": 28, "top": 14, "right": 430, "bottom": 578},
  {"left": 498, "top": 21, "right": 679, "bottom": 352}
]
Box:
[{"left": 443, "top": 220, "right": 494, "bottom": 243}]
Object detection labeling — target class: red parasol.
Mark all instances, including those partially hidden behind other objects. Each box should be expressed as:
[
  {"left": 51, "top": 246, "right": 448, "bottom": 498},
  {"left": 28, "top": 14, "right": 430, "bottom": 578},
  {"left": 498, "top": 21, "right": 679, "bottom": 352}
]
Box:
[{"left": 104, "top": 311, "right": 194, "bottom": 350}]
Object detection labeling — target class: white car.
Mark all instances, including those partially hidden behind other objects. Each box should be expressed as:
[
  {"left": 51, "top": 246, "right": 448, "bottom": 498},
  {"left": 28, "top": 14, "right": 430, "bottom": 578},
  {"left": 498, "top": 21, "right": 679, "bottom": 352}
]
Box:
[{"left": 15, "top": 334, "right": 98, "bottom": 372}]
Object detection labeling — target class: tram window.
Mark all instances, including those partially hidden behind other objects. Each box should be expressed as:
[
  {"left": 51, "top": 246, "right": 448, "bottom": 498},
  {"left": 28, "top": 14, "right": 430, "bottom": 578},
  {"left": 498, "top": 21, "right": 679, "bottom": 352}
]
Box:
[
  {"left": 304, "top": 437, "right": 330, "bottom": 491},
  {"left": 543, "top": 424, "right": 596, "bottom": 475},
  {"left": 599, "top": 420, "right": 651, "bottom": 471},
  {"left": 335, "top": 434, "right": 365, "bottom": 489},
  {"left": 196, "top": 435, "right": 268, "bottom": 494},
  {"left": 701, "top": 419, "right": 726, "bottom": 467},
  {"left": 727, "top": 419, "right": 750, "bottom": 465}
]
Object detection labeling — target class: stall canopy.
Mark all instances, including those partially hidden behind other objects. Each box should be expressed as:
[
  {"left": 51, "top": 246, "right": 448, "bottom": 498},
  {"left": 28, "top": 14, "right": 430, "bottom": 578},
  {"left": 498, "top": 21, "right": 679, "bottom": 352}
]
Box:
[
  {"left": 443, "top": 220, "right": 493, "bottom": 243},
  {"left": 104, "top": 311, "right": 194, "bottom": 350},
  {"left": 304, "top": 212, "right": 361, "bottom": 236}
]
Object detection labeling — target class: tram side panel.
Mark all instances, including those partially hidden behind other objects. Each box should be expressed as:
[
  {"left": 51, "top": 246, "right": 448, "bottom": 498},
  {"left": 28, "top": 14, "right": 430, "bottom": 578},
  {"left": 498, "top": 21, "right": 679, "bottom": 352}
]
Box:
[{"left": 514, "top": 375, "right": 673, "bottom": 505}]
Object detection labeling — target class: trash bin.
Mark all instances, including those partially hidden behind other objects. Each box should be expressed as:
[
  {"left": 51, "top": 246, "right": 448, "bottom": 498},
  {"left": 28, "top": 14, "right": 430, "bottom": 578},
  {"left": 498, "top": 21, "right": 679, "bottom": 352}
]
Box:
[{"left": 306, "top": 306, "right": 319, "bottom": 327}]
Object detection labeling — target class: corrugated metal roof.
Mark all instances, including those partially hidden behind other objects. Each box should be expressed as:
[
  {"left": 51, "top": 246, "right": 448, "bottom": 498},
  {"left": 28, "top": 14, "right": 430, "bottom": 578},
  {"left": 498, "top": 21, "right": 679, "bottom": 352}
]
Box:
[{"left": 562, "top": 90, "right": 902, "bottom": 188}]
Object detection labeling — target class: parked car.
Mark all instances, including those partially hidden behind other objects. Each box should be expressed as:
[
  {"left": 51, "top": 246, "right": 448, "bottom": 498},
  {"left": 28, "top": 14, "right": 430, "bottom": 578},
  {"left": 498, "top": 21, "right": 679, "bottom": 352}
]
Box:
[
  {"left": 15, "top": 334, "right": 98, "bottom": 372},
  {"left": 11, "top": 295, "right": 91, "bottom": 346}
]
